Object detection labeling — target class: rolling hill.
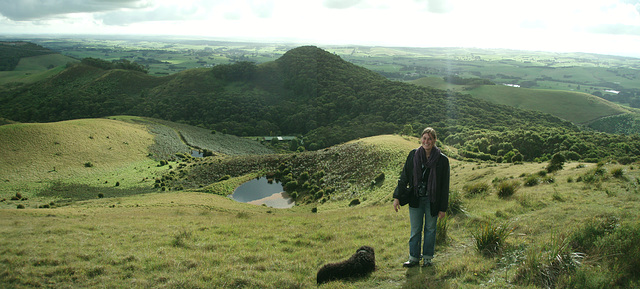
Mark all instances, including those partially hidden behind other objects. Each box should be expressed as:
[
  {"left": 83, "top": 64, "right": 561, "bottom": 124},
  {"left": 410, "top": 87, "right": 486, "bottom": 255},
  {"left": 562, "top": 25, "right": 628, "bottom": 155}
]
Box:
[
  {"left": 411, "top": 76, "right": 632, "bottom": 126},
  {"left": 2, "top": 45, "right": 640, "bottom": 163},
  {"left": 1, "top": 130, "right": 639, "bottom": 288},
  {"left": 0, "top": 117, "right": 271, "bottom": 192}
]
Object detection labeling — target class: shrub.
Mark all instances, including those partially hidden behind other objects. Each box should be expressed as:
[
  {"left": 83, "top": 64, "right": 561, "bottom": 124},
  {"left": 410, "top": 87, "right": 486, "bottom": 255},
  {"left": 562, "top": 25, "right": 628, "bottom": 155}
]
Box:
[
  {"left": 84, "top": 162, "right": 94, "bottom": 168},
  {"left": 496, "top": 179, "right": 520, "bottom": 198},
  {"left": 348, "top": 199, "right": 360, "bottom": 206},
  {"left": 284, "top": 180, "right": 298, "bottom": 192},
  {"left": 547, "top": 152, "right": 566, "bottom": 173},
  {"left": 17, "top": 204, "right": 25, "bottom": 209},
  {"left": 98, "top": 193, "right": 104, "bottom": 198},
  {"left": 464, "top": 181, "right": 490, "bottom": 196},
  {"left": 523, "top": 174, "right": 540, "bottom": 187},
  {"left": 472, "top": 221, "right": 512, "bottom": 256}
]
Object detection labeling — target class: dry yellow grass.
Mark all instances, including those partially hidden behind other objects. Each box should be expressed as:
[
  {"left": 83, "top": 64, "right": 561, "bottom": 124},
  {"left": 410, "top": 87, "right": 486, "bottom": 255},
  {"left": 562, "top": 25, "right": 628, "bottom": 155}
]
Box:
[{"left": 0, "top": 118, "right": 154, "bottom": 182}]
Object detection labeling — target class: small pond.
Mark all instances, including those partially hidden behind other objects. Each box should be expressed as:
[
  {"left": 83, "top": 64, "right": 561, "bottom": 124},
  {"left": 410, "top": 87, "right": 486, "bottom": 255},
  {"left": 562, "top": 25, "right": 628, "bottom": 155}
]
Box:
[{"left": 230, "top": 177, "right": 295, "bottom": 209}]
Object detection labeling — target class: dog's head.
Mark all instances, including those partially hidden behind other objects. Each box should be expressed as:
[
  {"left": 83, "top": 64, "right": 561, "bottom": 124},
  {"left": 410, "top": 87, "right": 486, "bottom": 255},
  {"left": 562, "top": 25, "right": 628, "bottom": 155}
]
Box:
[{"left": 356, "top": 246, "right": 374, "bottom": 255}]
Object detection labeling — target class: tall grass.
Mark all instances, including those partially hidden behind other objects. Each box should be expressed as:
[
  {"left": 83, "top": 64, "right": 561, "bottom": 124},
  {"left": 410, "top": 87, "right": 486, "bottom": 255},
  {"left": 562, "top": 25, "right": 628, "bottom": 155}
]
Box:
[
  {"left": 472, "top": 220, "right": 512, "bottom": 257},
  {"left": 513, "top": 234, "right": 584, "bottom": 288}
]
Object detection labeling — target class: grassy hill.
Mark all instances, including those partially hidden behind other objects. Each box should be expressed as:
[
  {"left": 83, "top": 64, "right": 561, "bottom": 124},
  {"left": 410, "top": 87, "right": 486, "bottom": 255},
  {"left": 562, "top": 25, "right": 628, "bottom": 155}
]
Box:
[
  {"left": 1, "top": 133, "right": 639, "bottom": 288},
  {"left": 411, "top": 76, "right": 631, "bottom": 126},
  {"left": 467, "top": 85, "right": 628, "bottom": 125},
  {"left": 0, "top": 116, "right": 271, "bottom": 201}
]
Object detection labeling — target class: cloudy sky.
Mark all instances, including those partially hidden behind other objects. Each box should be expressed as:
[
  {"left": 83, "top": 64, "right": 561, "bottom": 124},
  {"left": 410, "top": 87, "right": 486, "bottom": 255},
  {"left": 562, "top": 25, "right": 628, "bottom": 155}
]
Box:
[{"left": 1, "top": 0, "right": 640, "bottom": 57}]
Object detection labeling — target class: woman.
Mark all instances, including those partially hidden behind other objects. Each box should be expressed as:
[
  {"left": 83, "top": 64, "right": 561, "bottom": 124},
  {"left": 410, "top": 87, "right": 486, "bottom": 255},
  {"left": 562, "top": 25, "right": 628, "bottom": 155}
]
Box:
[{"left": 393, "top": 127, "right": 450, "bottom": 267}]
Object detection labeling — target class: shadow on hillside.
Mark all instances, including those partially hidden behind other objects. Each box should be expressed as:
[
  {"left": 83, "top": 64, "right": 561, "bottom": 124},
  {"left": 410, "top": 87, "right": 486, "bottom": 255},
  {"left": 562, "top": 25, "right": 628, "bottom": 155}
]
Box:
[{"left": 38, "top": 182, "right": 156, "bottom": 202}]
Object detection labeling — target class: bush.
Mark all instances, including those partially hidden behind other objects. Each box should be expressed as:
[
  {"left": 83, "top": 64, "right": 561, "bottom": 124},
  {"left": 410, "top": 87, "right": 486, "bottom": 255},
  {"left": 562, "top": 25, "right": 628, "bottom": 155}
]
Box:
[
  {"left": 523, "top": 174, "right": 540, "bottom": 187},
  {"left": 496, "top": 179, "right": 520, "bottom": 198},
  {"left": 84, "top": 162, "right": 94, "bottom": 168},
  {"left": 464, "top": 181, "right": 490, "bottom": 196},
  {"left": 17, "top": 204, "right": 25, "bottom": 209},
  {"left": 348, "top": 199, "right": 360, "bottom": 206},
  {"left": 547, "top": 152, "right": 566, "bottom": 173},
  {"left": 472, "top": 221, "right": 512, "bottom": 256}
]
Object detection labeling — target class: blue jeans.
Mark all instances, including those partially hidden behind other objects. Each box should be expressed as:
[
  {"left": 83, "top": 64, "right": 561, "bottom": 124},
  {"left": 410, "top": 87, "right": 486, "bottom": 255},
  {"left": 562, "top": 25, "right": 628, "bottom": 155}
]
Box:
[{"left": 408, "top": 197, "right": 438, "bottom": 262}]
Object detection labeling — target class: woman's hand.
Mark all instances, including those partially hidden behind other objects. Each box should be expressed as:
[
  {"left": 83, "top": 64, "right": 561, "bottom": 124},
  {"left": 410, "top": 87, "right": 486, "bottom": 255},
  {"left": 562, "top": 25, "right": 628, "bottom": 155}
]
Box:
[{"left": 393, "top": 198, "right": 400, "bottom": 212}]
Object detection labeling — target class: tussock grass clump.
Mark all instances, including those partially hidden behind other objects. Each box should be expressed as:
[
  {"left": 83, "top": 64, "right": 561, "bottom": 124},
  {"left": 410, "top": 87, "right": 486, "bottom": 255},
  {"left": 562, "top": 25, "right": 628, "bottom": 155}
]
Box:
[
  {"left": 514, "top": 235, "right": 584, "bottom": 288},
  {"left": 523, "top": 174, "right": 540, "bottom": 187},
  {"left": 171, "top": 230, "right": 193, "bottom": 248},
  {"left": 463, "top": 181, "right": 490, "bottom": 196},
  {"left": 472, "top": 220, "right": 512, "bottom": 256},
  {"left": 447, "top": 190, "right": 466, "bottom": 215},
  {"left": 562, "top": 218, "right": 640, "bottom": 288},
  {"left": 495, "top": 179, "right": 520, "bottom": 198},
  {"left": 436, "top": 215, "right": 449, "bottom": 244},
  {"left": 611, "top": 166, "right": 626, "bottom": 179}
]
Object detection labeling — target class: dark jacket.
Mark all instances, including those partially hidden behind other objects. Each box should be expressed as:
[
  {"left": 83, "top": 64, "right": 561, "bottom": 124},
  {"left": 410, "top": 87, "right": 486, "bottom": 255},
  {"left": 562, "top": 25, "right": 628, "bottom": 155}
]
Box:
[{"left": 393, "top": 148, "right": 450, "bottom": 215}]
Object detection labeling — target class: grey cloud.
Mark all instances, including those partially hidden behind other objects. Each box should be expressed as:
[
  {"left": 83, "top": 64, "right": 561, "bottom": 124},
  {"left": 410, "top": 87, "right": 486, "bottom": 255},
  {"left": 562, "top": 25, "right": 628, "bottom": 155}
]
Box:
[
  {"left": 98, "top": 5, "right": 201, "bottom": 26},
  {"left": 323, "top": 0, "right": 363, "bottom": 9},
  {"left": 0, "top": 0, "right": 147, "bottom": 21},
  {"left": 589, "top": 24, "right": 640, "bottom": 36}
]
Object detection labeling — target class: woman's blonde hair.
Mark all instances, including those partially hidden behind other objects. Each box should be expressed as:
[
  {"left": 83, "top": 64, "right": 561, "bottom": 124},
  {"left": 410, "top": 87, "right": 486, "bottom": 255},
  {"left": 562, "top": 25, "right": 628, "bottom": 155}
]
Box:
[{"left": 421, "top": 127, "right": 437, "bottom": 141}]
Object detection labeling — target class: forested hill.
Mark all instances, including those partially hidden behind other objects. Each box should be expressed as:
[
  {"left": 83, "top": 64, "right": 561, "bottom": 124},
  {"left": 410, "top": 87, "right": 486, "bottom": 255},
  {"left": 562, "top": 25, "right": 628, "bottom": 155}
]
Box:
[{"left": 3, "top": 45, "right": 640, "bottom": 162}]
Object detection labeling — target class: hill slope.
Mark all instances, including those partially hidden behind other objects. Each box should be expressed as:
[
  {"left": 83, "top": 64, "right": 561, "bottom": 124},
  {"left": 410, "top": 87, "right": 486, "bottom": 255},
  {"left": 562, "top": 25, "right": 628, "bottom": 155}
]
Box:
[
  {"left": 1, "top": 133, "right": 639, "bottom": 288},
  {"left": 0, "top": 117, "right": 271, "bottom": 186},
  {"left": 0, "top": 46, "right": 575, "bottom": 143},
  {"left": 412, "top": 76, "right": 631, "bottom": 125}
]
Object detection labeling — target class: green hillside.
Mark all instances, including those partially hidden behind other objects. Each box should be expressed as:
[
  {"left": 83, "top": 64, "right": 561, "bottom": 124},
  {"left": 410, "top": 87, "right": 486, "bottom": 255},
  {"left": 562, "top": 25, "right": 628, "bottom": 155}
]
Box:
[
  {"left": 467, "top": 85, "right": 628, "bottom": 125},
  {"left": 0, "top": 52, "right": 79, "bottom": 86},
  {"left": 2, "top": 46, "right": 640, "bottom": 163},
  {"left": 0, "top": 116, "right": 271, "bottom": 198},
  {"left": 1, "top": 133, "right": 639, "bottom": 288},
  {"left": 412, "top": 76, "right": 630, "bottom": 125}
]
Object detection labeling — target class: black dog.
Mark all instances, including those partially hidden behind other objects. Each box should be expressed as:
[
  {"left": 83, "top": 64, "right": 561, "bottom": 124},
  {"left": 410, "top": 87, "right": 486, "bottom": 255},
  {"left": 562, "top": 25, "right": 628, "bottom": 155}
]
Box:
[{"left": 316, "top": 246, "right": 375, "bottom": 284}]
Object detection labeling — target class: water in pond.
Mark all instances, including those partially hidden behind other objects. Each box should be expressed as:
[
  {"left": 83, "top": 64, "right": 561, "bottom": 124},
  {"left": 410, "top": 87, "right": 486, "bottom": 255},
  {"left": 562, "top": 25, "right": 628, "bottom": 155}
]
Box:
[{"left": 230, "top": 177, "right": 295, "bottom": 208}]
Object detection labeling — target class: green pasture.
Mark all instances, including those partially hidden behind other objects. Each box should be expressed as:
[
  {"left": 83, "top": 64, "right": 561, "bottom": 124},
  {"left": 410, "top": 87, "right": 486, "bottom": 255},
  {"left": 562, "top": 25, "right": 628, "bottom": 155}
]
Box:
[
  {"left": 466, "top": 85, "right": 628, "bottom": 124},
  {"left": 0, "top": 54, "right": 78, "bottom": 85}
]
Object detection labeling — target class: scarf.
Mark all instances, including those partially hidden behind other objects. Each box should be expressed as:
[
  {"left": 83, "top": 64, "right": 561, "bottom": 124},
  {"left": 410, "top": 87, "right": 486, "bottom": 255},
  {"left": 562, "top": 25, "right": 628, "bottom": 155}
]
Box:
[{"left": 413, "top": 145, "right": 441, "bottom": 203}]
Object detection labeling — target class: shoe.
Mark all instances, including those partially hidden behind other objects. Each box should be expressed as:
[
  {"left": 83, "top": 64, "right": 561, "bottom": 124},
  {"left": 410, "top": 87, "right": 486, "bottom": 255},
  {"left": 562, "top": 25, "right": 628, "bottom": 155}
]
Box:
[
  {"left": 403, "top": 260, "right": 419, "bottom": 268},
  {"left": 422, "top": 260, "right": 433, "bottom": 267}
]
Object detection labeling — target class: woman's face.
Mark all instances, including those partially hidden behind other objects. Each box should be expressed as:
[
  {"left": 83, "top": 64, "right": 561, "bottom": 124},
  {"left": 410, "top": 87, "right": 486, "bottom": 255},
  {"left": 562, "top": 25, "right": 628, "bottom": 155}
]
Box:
[{"left": 421, "top": 133, "right": 435, "bottom": 151}]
